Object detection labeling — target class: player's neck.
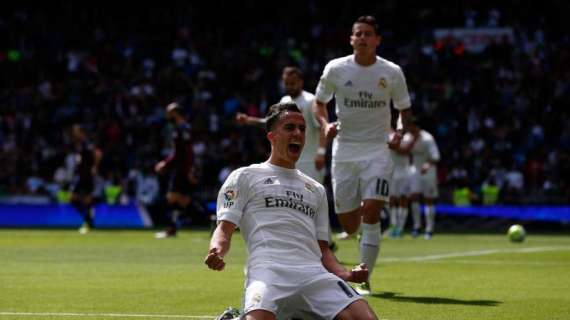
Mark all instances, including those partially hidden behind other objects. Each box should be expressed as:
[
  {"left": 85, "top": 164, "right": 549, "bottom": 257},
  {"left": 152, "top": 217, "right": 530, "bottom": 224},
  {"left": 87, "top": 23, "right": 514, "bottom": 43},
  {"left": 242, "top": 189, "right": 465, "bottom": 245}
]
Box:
[
  {"left": 290, "top": 91, "right": 302, "bottom": 99},
  {"left": 354, "top": 53, "right": 377, "bottom": 66},
  {"left": 268, "top": 156, "right": 295, "bottom": 169}
]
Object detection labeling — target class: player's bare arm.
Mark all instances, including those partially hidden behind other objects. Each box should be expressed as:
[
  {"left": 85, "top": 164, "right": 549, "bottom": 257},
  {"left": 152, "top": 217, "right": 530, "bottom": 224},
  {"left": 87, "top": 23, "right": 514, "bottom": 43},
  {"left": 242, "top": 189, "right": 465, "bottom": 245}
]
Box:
[
  {"left": 313, "top": 100, "right": 337, "bottom": 140},
  {"left": 92, "top": 148, "right": 103, "bottom": 176},
  {"left": 235, "top": 112, "right": 266, "bottom": 129},
  {"left": 387, "top": 131, "right": 403, "bottom": 150},
  {"left": 399, "top": 108, "right": 413, "bottom": 133},
  {"left": 205, "top": 220, "right": 236, "bottom": 271},
  {"left": 315, "top": 126, "right": 327, "bottom": 170},
  {"left": 421, "top": 159, "right": 439, "bottom": 175},
  {"left": 319, "top": 240, "right": 368, "bottom": 283}
]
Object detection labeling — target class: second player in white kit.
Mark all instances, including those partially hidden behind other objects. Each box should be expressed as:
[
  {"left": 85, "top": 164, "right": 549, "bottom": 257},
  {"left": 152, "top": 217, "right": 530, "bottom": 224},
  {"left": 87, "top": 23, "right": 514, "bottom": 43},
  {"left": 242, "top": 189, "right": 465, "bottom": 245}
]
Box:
[
  {"left": 398, "top": 119, "right": 441, "bottom": 239},
  {"left": 313, "top": 15, "right": 414, "bottom": 295},
  {"left": 236, "top": 67, "right": 326, "bottom": 184},
  {"left": 387, "top": 130, "right": 413, "bottom": 237}
]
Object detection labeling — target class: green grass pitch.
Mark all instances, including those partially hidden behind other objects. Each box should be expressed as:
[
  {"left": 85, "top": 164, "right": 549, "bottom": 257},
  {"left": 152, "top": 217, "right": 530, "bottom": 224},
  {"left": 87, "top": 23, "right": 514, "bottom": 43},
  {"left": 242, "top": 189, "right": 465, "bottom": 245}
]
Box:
[{"left": 1, "top": 229, "right": 569, "bottom": 319}]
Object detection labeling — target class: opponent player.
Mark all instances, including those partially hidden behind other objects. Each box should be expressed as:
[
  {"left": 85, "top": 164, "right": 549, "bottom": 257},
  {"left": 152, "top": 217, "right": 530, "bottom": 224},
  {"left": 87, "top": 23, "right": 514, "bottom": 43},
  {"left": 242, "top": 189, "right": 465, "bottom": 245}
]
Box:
[
  {"left": 70, "top": 124, "right": 102, "bottom": 234},
  {"left": 313, "top": 15, "right": 413, "bottom": 294},
  {"left": 206, "top": 102, "right": 377, "bottom": 320},
  {"left": 154, "top": 102, "right": 197, "bottom": 238}
]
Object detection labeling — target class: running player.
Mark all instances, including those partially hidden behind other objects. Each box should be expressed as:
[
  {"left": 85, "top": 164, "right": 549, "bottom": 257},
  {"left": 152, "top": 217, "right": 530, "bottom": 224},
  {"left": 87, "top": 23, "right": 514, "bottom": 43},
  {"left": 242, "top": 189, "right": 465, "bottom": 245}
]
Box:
[
  {"left": 313, "top": 15, "right": 413, "bottom": 294},
  {"left": 154, "top": 102, "right": 197, "bottom": 238},
  {"left": 70, "top": 124, "right": 102, "bottom": 234}
]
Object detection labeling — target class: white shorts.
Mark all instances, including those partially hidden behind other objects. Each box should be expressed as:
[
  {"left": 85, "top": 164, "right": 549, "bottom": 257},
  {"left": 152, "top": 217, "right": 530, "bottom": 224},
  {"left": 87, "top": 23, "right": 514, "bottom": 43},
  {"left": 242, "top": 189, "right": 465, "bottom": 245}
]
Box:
[
  {"left": 244, "top": 263, "right": 362, "bottom": 320},
  {"left": 331, "top": 156, "right": 393, "bottom": 213},
  {"left": 391, "top": 173, "right": 411, "bottom": 197},
  {"left": 296, "top": 161, "right": 324, "bottom": 184},
  {"left": 409, "top": 171, "right": 438, "bottom": 198}
]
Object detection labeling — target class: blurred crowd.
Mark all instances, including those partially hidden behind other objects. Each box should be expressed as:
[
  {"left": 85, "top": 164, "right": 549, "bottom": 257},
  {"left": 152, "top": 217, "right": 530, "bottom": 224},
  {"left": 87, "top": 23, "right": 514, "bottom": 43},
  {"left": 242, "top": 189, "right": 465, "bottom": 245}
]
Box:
[{"left": 1, "top": 1, "right": 568, "bottom": 206}]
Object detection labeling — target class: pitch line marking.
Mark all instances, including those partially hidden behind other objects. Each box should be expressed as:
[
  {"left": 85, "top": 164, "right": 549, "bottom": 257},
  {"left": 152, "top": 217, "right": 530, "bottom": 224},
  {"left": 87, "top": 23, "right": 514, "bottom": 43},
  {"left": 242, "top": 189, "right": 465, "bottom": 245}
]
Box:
[
  {"left": 0, "top": 312, "right": 392, "bottom": 320},
  {"left": 428, "top": 259, "right": 570, "bottom": 266},
  {"left": 0, "top": 312, "right": 213, "bottom": 319},
  {"left": 382, "top": 246, "right": 570, "bottom": 262}
]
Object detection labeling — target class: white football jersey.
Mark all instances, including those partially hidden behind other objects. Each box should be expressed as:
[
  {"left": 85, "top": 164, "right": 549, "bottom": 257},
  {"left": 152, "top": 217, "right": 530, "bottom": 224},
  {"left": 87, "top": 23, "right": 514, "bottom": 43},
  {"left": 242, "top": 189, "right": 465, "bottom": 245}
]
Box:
[
  {"left": 410, "top": 130, "right": 440, "bottom": 180},
  {"left": 315, "top": 55, "right": 411, "bottom": 162},
  {"left": 217, "top": 162, "right": 329, "bottom": 268},
  {"left": 280, "top": 91, "right": 319, "bottom": 166},
  {"left": 390, "top": 132, "right": 412, "bottom": 179}
]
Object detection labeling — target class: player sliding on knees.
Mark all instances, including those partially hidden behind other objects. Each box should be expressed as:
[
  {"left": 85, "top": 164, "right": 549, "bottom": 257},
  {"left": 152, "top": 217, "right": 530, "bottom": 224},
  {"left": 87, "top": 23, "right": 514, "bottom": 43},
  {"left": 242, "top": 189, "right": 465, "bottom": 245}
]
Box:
[{"left": 206, "top": 102, "right": 378, "bottom": 320}]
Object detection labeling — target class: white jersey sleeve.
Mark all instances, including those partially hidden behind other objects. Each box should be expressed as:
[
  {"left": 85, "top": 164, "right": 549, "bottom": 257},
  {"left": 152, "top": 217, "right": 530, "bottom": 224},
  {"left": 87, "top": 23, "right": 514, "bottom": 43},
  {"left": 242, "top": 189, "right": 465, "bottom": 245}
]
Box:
[
  {"left": 391, "top": 66, "right": 411, "bottom": 110},
  {"left": 426, "top": 134, "right": 441, "bottom": 162},
  {"left": 315, "top": 61, "right": 338, "bottom": 103},
  {"left": 217, "top": 168, "right": 250, "bottom": 227},
  {"left": 315, "top": 185, "right": 329, "bottom": 242}
]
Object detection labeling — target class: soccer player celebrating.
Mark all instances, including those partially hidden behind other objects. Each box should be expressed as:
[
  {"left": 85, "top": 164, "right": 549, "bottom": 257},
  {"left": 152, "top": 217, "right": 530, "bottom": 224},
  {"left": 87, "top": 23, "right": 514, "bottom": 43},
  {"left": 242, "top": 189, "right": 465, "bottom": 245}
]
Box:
[
  {"left": 70, "top": 124, "right": 102, "bottom": 234},
  {"left": 154, "top": 102, "right": 197, "bottom": 238},
  {"left": 206, "top": 102, "right": 377, "bottom": 320},
  {"left": 313, "top": 15, "right": 413, "bottom": 295},
  {"left": 236, "top": 66, "right": 337, "bottom": 251}
]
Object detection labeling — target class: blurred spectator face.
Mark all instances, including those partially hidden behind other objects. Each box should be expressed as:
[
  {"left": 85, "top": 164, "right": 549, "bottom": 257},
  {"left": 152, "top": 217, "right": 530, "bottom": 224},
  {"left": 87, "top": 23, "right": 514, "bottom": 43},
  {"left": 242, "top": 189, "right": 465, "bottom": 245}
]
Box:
[
  {"left": 165, "top": 103, "right": 181, "bottom": 123},
  {"left": 350, "top": 23, "right": 380, "bottom": 55},
  {"left": 282, "top": 72, "right": 303, "bottom": 97},
  {"left": 72, "top": 125, "right": 85, "bottom": 142}
]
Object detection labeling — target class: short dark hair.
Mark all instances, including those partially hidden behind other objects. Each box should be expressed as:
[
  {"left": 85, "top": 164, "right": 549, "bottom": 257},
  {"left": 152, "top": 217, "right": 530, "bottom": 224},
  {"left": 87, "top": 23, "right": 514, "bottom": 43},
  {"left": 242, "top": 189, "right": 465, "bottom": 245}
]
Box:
[
  {"left": 265, "top": 102, "right": 302, "bottom": 133},
  {"left": 283, "top": 66, "right": 303, "bottom": 80},
  {"left": 353, "top": 15, "right": 379, "bottom": 35}
]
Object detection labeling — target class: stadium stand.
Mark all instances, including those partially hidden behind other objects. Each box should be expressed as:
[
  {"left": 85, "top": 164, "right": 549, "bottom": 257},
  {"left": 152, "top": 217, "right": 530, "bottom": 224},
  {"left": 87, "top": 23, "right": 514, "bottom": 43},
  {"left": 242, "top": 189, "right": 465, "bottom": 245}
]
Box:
[{"left": 0, "top": 1, "right": 567, "bottom": 222}]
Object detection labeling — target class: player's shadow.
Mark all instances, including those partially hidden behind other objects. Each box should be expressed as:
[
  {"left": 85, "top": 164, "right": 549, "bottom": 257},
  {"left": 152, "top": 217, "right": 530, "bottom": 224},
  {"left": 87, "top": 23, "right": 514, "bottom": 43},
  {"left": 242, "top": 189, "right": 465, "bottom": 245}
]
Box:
[{"left": 373, "top": 292, "right": 501, "bottom": 306}]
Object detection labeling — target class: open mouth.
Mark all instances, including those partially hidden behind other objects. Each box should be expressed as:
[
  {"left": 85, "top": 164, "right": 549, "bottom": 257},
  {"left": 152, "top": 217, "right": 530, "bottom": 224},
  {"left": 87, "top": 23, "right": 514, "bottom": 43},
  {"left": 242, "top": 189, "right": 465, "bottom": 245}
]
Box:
[{"left": 288, "top": 142, "right": 302, "bottom": 154}]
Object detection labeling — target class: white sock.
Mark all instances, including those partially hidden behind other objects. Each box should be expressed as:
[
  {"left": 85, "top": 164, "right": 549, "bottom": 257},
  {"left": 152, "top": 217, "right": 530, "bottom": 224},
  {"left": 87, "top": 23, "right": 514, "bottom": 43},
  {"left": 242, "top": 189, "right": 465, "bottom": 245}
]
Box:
[
  {"left": 411, "top": 202, "right": 421, "bottom": 230},
  {"left": 397, "top": 207, "right": 408, "bottom": 233},
  {"left": 360, "top": 222, "right": 381, "bottom": 278},
  {"left": 425, "top": 205, "right": 436, "bottom": 233}
]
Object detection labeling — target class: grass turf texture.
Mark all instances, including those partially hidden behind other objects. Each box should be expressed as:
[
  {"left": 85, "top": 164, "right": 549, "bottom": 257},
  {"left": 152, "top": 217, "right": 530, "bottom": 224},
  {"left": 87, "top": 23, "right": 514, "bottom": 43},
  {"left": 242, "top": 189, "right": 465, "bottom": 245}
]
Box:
[{"left": 0, "top": 229, "right": 569, "bottom": 320}]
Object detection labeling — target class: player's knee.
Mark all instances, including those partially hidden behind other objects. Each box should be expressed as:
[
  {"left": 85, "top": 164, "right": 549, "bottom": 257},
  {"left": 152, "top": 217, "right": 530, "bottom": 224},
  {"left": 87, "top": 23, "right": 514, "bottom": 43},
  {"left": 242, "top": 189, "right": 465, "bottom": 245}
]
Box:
[
  {"left": 338, "top": 210, "right": 361, "bottom": 234},
  {"left": 336, "top": 302, "right": 377, "bottom": 320},
  {"left": 361, "top": 203, "right": 382, "bottom": 223},
  {"left": 338, "top": 217, "right": 360, "bottom": 234},
  {"left": 243, "top": 310, "right": 275, "bottom": 320}
]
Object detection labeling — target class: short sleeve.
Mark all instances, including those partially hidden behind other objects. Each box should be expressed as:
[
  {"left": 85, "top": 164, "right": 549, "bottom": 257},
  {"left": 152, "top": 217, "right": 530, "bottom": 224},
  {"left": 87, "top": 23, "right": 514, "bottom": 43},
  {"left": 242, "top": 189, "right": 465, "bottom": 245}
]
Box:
[
  {"left": 315, "top": 186, "right": 330, "bottom": 242},
  {"left": 305, "top": 95, "right": 321, "bottom": 129},
  {"left": 391, "top": 66, "right": 411, "bottom": 110},
  {"left": 427, "top": 136, "right": 441, "bottom": 162},
  {"left": 216, "top": 168, "right": 250, "bottom": 227},
  {"left": 315, "top": 62, "right": 337, "bottom": 103}
]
